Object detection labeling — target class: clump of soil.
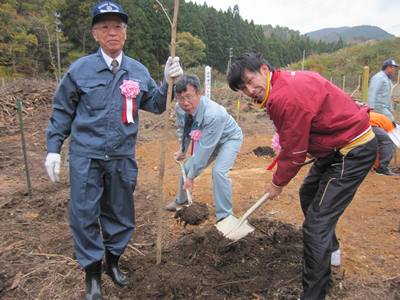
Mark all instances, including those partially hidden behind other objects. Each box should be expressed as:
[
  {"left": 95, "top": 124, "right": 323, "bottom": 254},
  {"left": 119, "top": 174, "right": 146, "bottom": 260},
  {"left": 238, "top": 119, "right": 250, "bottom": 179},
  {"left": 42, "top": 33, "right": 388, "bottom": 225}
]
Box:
[
  {"left": 174, "top": 202, "right": 209, "bottom": 225},
  {"left": 253, "top": 146, "right": 275, "bottom": 157}
]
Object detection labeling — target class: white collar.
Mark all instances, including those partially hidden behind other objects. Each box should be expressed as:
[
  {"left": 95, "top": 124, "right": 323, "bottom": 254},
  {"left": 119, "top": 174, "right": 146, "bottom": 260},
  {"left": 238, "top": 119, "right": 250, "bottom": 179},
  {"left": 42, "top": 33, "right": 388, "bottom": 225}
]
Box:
[{"left": 101, "top": 49, "right": 123, "bottom": 70}]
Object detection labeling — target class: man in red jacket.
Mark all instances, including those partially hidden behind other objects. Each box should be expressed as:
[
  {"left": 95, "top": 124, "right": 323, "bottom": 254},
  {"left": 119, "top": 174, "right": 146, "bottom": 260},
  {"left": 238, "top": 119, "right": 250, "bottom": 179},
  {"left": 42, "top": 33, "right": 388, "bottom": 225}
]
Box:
[{"left": 227, "top": 52, "right": 377, "bottom": 300}]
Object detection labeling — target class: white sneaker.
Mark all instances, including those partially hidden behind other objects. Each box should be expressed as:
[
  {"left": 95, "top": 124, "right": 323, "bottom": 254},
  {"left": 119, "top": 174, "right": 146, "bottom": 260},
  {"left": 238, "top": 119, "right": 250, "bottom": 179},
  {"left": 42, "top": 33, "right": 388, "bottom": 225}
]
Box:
[{"left": 331, "top": 249, "right": 341, "bottom": 266}]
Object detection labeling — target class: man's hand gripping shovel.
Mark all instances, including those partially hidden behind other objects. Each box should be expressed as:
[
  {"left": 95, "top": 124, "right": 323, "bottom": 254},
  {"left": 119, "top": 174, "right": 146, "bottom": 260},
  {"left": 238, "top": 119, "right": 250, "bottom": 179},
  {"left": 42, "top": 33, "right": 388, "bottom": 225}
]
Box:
[{"left": 173, "top": 156, "right": 209, "bottom": 225}]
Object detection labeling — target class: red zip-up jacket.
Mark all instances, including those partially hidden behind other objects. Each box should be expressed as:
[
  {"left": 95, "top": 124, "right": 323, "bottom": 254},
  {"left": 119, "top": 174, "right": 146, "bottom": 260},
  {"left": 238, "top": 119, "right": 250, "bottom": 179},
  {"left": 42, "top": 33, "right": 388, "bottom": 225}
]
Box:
[{"left": 266, "top": 70, "right": 371, "bottom": 187}]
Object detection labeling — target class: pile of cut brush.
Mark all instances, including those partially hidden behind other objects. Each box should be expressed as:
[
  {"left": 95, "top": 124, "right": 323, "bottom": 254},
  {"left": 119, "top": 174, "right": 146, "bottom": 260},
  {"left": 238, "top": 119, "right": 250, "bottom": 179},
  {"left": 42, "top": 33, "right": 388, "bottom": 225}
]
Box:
[{"left": 0, "top": 79, "right": 56, "bottom": 135}]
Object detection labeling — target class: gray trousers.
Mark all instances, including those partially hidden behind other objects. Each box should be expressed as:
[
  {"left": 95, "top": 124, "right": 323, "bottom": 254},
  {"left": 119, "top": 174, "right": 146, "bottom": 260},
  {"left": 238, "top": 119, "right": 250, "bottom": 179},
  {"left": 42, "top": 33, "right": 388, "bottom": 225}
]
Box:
[
  {"left": 69, "top": 154, "right": 137, "bottom": 268},
  {"left": 372, "top": 126, "right": 395, "bottom": 171},
  {"left": 176, "top": 138, "right": 242, "bottom": 221}
]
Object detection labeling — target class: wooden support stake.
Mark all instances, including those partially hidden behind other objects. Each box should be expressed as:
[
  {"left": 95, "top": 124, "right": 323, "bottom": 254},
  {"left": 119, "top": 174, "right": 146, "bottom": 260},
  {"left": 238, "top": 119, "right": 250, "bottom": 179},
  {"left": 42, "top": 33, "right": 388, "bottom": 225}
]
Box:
[
  {"left": 156, "top": 0, "right": 180, "bottom": 265},
  {"left": 16, "top": 98, "right": 32, "bottom": 197},
  {"left": 236, "top": 94, "right": 241, "bottom": 121},
  {"left": 342, "top": 75, "right": 346, "bottom": 91},
  {"left": 361, "top": 66, "right": 369, "bottom": 102}
]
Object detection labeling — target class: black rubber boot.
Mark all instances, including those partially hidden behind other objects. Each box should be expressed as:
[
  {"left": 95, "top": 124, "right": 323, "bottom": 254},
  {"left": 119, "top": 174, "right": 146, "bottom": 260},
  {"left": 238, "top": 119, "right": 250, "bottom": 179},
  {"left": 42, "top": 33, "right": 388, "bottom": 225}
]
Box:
[
  {"left": 104, "top": 249, "right": 128, "bottom": 287},
  {"left": 84, "top": 261, "right": 102, "bottom": 300}
]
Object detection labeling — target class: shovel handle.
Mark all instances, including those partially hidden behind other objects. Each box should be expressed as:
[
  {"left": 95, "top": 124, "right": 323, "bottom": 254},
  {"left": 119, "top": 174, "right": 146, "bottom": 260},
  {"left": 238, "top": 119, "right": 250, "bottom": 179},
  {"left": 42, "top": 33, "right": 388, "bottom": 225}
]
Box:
[
  {"left": 237, "top": 193, "right": 270, "bottom": 227},
  {"left": 175, "top": 159, "right": 193, "bottom": 205}
]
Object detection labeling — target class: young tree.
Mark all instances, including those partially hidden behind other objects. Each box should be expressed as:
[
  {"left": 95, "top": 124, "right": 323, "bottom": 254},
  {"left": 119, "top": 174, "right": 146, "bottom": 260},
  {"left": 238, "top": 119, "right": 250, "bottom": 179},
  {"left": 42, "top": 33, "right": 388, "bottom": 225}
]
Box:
[{"left": 176, "top": 32, "right": 206, "bottom": 68}]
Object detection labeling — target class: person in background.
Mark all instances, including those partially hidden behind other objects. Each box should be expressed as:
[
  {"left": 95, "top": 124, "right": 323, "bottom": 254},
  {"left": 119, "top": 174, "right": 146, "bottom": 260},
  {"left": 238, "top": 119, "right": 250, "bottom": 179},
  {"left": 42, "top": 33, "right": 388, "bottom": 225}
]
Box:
[
  {"left": 368, "top": 58, "right": 399, "bottom": 121},
  {"left": 165, "top": 75, "right": 243, "bottom": 223},
  {"left": 44, "top": 1, "right": 183, "bottom": 299},
  {"left": 227, "top": 52, "right": 377, "bottom": 300},
  {"left": 369, "top": 111, "right": 398, "bottom": 176}
]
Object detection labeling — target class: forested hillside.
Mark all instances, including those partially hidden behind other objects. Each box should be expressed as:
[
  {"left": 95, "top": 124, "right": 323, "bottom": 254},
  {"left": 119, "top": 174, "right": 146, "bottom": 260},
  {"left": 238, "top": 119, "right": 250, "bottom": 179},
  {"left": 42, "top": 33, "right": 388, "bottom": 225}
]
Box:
[
  {"left": 1, "top": 0, "right": 345, "bottom": 80},
  {"left": 290, "top": 38, "right": 400, "bottom": 78},
  {"left": 261, "top": 25, "right": 344, "bottom": 63}
]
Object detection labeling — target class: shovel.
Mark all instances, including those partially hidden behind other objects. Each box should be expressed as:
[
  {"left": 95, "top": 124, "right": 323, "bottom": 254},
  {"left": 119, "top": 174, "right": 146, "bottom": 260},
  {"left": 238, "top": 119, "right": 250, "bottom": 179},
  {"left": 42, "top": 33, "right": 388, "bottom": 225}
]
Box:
[
  {"left": 216, "top": 193, "right": 270, "bottom": 241},
  {"left": 175, "top": 158, "right": 193, "bottom": 206}
]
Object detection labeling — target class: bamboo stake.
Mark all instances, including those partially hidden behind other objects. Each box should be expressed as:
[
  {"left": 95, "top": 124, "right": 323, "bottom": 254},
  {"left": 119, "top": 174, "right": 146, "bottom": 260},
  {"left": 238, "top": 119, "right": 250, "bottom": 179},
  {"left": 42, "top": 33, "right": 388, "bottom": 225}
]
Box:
[
  {"left": 236, "top": 95, "right": 241, "bottom": 121},
  {"left": 361, "top": 66, "right": 369, "bottom": 101},
  {"left": 16, "top": 98, "right": 32, "bottom": 197},
  {"left": 156, "top": 0, "right": 180, "bottom": 265}
]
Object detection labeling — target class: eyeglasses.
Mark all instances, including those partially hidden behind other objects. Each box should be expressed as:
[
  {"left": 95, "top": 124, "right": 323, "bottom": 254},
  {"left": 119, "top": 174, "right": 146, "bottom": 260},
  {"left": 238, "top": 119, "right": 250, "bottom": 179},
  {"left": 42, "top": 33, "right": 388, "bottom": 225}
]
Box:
[
  {"left": 93, "top": 23, "right": 127, "bottom": 33},
  {"left": 176, "top": 93, "right": 196, "bottom": 103}
]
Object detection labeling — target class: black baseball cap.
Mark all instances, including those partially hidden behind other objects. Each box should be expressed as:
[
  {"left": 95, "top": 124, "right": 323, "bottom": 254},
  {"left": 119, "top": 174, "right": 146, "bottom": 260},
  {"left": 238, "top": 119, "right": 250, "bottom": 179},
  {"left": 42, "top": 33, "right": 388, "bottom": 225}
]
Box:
[{"left": 92, "top": 1, "right": 128, "bottom": 26}]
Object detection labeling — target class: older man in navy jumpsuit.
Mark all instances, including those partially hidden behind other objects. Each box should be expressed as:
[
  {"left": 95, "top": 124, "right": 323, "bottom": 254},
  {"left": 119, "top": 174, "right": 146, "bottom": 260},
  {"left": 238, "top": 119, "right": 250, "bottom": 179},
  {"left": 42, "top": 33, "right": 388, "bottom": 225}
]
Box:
[{"left": 44, "top": 1, "right": 182, "bottom": 299}]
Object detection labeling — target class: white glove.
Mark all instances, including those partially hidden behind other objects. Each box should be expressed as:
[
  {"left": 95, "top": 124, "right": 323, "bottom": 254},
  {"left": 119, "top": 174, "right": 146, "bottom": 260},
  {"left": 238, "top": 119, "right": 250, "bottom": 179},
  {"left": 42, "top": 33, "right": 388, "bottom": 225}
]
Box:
[
  {"left": 164, "top": 56, "right": 183, "bottom": 83},
  {"left": 45, "top": 153, "right": 61, "bottom": 182}
]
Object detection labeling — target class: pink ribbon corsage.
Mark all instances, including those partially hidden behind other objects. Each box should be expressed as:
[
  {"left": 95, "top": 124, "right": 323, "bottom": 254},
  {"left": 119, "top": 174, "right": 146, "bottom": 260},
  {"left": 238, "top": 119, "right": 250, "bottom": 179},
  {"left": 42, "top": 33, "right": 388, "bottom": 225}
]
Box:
[
  {"left": 190, "top": 129, "right": 202, "bottom": 155},
  {"left": 120, "top": 80, "right": 140, "bottom": 124},
  {"left": 271, "top": 132, "right": 281, "bottom": 153},
  {"left": 267, "top": 132, "right": 281, "bottom": 171}
]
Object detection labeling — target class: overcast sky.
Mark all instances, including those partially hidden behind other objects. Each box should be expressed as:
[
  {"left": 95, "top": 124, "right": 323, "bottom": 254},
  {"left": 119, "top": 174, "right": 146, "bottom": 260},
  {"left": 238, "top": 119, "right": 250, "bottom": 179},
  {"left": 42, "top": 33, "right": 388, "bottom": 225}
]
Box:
[{"left": 190, "top": 0, "right": 400, "bottom": 36}]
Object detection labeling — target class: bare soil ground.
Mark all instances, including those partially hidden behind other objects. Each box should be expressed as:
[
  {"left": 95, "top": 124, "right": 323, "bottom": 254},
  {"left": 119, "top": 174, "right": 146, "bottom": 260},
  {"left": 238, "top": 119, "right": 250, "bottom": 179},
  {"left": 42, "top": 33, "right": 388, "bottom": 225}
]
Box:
[{"left": 0, "top": 81, "right": 399, "bottom": 299}]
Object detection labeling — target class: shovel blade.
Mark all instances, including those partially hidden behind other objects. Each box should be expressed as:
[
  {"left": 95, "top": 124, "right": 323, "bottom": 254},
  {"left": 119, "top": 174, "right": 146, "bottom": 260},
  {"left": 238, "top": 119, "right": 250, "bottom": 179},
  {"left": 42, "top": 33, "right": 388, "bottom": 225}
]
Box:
[{"left": 215, "top": 215, "right": 255, "bottom": 241}]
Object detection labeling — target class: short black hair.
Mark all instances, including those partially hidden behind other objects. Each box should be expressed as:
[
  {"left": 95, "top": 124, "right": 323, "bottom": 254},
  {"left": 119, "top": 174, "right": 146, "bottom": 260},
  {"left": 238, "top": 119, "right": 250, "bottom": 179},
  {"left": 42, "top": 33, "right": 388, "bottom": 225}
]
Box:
[
  {"left": 227, "top": 52, "right": 274, "bottom": 91},
  {"left": 174, "top": 74, "right": 201, "bottom": 94}
]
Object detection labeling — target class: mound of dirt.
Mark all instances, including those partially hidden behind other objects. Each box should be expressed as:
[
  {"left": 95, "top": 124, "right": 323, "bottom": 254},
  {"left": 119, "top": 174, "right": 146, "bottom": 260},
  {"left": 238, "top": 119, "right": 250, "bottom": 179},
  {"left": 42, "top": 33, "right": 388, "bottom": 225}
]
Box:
[
  {"left": 253, "top": 146, "right": 276, "bottom": 157},
  {"left": 174, "top": 202, "right": 209, "bottom": 226},
  {"left": 120, "top": 218, "right": 304, "bottom": 299}
]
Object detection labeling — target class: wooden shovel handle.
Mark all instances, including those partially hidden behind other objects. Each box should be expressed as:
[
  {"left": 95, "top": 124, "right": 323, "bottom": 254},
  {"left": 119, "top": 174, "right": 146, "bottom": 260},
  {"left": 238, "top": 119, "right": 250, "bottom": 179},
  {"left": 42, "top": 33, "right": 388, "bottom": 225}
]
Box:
[
  {"left": 175, "top": 159, "right": 193, "bottom": 205},
  {"left": 237, "top": 193, "right": 270, "bottom": 227}
]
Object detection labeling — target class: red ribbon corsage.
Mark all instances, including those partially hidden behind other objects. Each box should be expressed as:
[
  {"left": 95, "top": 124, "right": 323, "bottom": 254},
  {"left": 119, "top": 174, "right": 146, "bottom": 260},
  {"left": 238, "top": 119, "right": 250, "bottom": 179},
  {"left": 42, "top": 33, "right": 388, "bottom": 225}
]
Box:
[{"left": 190, "top": 129, "right": 202, "bottom": 155}]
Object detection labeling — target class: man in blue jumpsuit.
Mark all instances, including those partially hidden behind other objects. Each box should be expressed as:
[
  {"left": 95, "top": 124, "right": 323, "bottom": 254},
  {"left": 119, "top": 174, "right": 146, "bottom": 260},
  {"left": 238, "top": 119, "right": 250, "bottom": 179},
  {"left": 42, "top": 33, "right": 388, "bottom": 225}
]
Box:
[
  {"left": 165, "top": 75, "right": 243, "bottom": 222},
  {"left": 44, "top": 1, "right": 183, "bottom": 299}
]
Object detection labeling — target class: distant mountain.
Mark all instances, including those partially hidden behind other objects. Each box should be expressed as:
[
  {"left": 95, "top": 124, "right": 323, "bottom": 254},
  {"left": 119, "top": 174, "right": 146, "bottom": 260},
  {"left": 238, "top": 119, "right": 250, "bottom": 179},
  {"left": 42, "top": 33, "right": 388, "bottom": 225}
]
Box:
[{"left": 305, "top": 25, "right": 395, "bottom": 43}]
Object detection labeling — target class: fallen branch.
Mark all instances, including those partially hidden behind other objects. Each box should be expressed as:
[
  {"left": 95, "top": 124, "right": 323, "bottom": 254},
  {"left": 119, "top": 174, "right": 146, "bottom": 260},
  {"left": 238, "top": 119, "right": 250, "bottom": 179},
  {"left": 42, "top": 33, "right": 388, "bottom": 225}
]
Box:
[
  {"left": 212, "top": 278, "right": 252, "bottom": 287},
  {"left": 127, "top": 244, "right": 145, "bottom": 256},
  {"left": 10, "top": 271, "right": 23, "bottom": 290},
  {"left": 3, "top": 240, "right": 25, "bottom": 251},
  {"left": 132, "top": 242, "right": 154, "bottom": 247},
  {"left": 29, "top": 252, "right": 78, "bottom": 265}
]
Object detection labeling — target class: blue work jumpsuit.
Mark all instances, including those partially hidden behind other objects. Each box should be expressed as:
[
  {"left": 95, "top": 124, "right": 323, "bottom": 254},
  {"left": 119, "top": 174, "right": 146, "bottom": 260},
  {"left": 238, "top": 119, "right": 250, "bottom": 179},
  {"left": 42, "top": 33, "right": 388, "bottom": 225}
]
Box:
[
  {"left": 368, "top": 70, "right": 395, "bottom": 121},
  {"left": 46, "top": 49, "right": 168, "bottom": 267}
]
